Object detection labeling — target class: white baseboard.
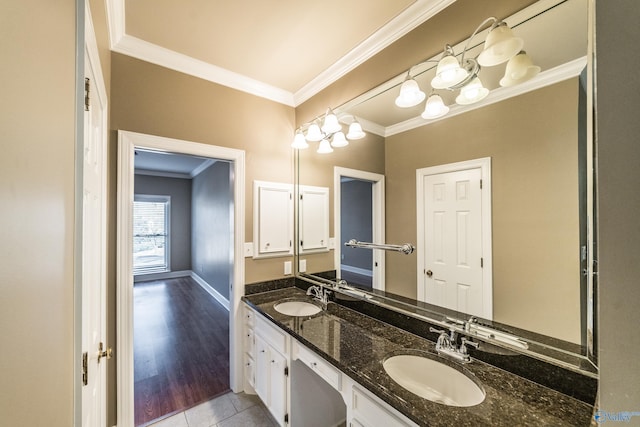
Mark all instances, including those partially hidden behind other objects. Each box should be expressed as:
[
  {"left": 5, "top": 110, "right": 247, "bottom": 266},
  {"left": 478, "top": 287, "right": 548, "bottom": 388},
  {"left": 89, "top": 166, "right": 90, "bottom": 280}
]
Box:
[
  {"left": 133, "top": 269, "right": 191, "bottom": 283},
  {"left": 191, "top": 272, "right": 230, "bottom": 311},
  {"left": 340, "top": 264, "right": 373, "bottom": 277}
]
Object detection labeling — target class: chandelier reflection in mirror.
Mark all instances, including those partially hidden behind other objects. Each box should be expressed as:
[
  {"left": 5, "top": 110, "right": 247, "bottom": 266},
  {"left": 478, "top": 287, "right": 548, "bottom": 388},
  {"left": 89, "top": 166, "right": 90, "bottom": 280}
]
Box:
[
  {"left": 396, "top": 17, "right": 541, "bottom": 120},
  {"left": 292, "top": 108, "right": 366, "bottom": 153}
]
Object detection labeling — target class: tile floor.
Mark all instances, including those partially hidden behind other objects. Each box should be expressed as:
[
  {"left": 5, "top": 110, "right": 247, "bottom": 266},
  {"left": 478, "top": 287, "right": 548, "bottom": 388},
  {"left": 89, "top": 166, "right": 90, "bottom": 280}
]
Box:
[{"left": 148, "top": 392, "right": 276, "bottom": 427}]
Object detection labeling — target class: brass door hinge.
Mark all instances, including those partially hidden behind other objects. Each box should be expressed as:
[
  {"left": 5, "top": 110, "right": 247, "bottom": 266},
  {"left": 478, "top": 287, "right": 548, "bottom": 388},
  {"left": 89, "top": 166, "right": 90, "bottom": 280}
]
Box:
[
  {"left": 84, "top": 78, "right": 90, "bottom": 111},
  {"left": 82, "top": 352, "right": 88, "bottom": 386},
  {"left": 98, "top": 342, "right": 113, "bottom": 363}
]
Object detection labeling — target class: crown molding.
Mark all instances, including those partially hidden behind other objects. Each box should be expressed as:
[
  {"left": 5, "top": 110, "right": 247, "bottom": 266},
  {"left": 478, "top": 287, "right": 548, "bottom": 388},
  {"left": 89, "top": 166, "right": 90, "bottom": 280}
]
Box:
[
  {"left": 105, "top": 0, "right": 455, "bottom": 107},
  {"left": 386, "top": 56, "right": 588, "bottom": 137},
  {"left": 112, "top": 34, "right": 296, "bottom": 106},
  {"left": 292, "top": 0, "right": 456, "bottom": 106}
]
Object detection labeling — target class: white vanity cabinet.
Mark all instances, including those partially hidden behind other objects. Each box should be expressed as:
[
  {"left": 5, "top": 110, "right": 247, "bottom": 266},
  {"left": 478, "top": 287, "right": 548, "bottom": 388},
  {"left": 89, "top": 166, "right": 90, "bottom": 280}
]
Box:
[
  {"left": 242, "top": 306, "right": 256, "bottom": 392},
  {"left": 254, "top": 311, "right": 290, "bottom": 426},
  {"left": 244, "top": 304, "right": 417, "bottom": 427}
]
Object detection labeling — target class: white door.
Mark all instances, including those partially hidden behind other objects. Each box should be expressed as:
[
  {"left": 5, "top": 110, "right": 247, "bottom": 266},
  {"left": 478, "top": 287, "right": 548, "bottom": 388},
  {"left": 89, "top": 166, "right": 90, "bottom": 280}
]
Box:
[
  {"left": 417, "top": 160, "right": 492, "bottom": 319},
  {"left": 82, "top": 28, "right": 108, "bottom": 427}
]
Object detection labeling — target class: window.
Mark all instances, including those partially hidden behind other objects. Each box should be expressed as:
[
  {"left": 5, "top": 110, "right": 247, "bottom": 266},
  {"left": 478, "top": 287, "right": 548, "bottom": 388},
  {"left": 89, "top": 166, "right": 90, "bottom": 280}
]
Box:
[{"left": 133, "top": 195, "right": 170, "bottom": 275}]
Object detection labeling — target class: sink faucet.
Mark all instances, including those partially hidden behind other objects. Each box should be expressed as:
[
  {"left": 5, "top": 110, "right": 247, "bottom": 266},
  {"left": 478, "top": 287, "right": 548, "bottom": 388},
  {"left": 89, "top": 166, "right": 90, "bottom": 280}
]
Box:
[
  {"left": 429, "top": 327, "right": 479, "bottom": 363},
  {"left": 306, "top": 285, "right": 331, "bottom": 306}
]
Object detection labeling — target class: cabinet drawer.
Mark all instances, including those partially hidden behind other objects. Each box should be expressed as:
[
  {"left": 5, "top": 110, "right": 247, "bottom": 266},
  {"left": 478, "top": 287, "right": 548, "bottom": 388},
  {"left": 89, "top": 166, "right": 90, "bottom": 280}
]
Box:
[
  {"left": 352, "top": 387, "right": 408, "bottom": 427},
  {"left": 256, "top": 315, "right": 288, "bottom": 355},
  {"left": 244, "top": 328, "right": 255, "bottom": 357},
  {"left": 244, "top": 305, "right": 255, "bottom": 327},
  {"left": 293, "top": 341, "right": 341, "bottom": 391},
  {"left": 244, "top": 355, "right": 255, "bottom": 388}
]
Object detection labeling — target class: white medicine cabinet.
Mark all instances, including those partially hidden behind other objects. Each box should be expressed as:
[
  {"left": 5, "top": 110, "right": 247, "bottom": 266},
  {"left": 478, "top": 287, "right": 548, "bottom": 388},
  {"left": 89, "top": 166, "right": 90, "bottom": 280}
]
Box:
[
  {"left": 298, "top": 185, "right": 330, "bottom": 254},
  {"left": 253, "top": 181, "right": 294, "bottom": 259}
]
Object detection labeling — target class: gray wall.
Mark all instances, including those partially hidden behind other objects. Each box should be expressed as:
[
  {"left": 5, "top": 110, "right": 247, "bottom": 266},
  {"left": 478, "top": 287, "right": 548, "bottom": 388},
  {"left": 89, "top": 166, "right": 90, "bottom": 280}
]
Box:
[
  {"left": 341, "top": 179, "right": 373, "bottom": 271},
  {"left": 192, "top": 162, "right": 233, "bottom": 299},
  {"left": 134, "top": 174, "right": 193, "bottom": 272},
  {"left": 595, "top": 0, "right": 640, "bottom": 412}
]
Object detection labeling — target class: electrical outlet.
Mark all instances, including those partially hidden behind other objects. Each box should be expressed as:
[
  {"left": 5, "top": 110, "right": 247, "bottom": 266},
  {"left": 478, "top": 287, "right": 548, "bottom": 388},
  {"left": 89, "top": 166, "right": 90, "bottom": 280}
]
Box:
[
  {"left": 244, "top": 242, "right": 253, "bottom": 257},
  {"left": 299, "top": 259, "right": 307, "bottom": 272}
]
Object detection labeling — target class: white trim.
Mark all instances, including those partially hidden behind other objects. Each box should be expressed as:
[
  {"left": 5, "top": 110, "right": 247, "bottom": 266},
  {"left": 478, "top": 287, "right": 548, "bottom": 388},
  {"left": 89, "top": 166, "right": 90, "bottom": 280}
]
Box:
[
  {"left": 191, "top": 272, "right": 231, "bottom": 311},
  {"left": 134, "top": 169, "right": 192, "bottom": 180},
  {"left": 133, "top": 269, "right": 191, "bottom": 283},
  {"left": 190, "top": 159, "right": 216, "bottom": 178},
  {"left": 387, "top": 57, "right": 588, "bottom": 137},
  {"left": 340, "top": 264, "right": 374, "bottom": 278},
  {"left": 416, "top": 158, "right": 493, "bottom": 320},
  {"left": 117, "top": 131, "right": 245, "bottom": 427},
  {"left": 112, "top": 34, "right": 296, "bottom": 106},
  {"left": 292, "top": 0, "right": 455, "bottom": 105},
  {"left": 333, "top": 167, "right": 386, "bottom": 291}
]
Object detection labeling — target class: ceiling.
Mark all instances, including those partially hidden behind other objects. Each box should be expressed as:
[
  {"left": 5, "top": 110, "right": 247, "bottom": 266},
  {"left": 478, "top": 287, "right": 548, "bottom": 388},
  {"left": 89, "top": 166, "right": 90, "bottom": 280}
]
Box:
[{"left": 106, "top": 0, "right": 455, "bottom": 106}]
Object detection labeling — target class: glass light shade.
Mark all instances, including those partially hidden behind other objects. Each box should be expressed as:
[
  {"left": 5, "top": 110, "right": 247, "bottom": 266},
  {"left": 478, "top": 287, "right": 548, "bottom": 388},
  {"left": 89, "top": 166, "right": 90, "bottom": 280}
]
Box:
[
  {"left": 317, "top": 138, "right": 333, "bottom": 154},
  {"left": 477, "top": 23, "right": 524, "bottom": 67},
  {"left": 499, "top": 51, "right": 541, "bottom": 87},
  {"left": 421, "top": 94, "right": 449, "bottom": 119},
  {"left": 321, "top": 110, "right": 342, "bottom": 134},
  {"left": 291, "top": 131, "right": 309, "bottom": 149},
  {"left": 431, "top": 54, "right": 469, "bottom": 89},
  {"left": 456, "top": 77, "right": 489, "bottom": 105},
  {"left": 305, "top": 123, "right": 323, "bottom": 142},
  {"left": 394, "top": 78, "right": 426, "bottom": 108},
  {"left": 331, "top": 131, "right": 349, "bottom": 148},
  {"left": 346, "top": 120, "right": 365, "bottom": 140}
]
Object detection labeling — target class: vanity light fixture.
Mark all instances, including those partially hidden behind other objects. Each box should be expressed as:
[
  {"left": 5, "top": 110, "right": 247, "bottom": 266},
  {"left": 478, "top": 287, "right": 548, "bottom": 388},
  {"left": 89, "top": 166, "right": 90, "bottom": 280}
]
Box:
[
  {"left": 291, "top": 109, "right": 366, "bottom": 153},
  {"left": 395, "top": 16, "right": 539, "bottom": 119}
]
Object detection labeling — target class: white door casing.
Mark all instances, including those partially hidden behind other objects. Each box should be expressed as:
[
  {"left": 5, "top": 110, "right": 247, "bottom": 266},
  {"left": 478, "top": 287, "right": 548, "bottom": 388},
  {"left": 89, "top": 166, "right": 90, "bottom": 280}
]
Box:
[
  {"left": 116, "top": 131, "right": 246, "bottom": 426},
  {"left": 416, "top": 158, "right": 492, "bottom": 319},
  {"left": 334, "top": 167, "right": 385, "bottom": 290},
  {"left": 82, "top": 3, "right": 108, "bottom": 425}
]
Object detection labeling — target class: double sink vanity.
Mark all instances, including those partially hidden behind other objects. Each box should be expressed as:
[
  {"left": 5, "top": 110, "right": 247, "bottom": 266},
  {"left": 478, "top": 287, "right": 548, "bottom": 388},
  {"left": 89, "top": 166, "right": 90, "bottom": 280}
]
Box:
[{"left": 242, "top": 280, "right": 595, "bottom": 427}]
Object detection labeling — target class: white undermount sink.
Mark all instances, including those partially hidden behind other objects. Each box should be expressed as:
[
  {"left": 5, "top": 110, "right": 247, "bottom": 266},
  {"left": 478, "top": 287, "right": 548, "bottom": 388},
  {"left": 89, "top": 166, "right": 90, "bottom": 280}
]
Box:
[
  {"left": 273, "top": 300, "right": 322, "bottom": 317},
  {"left": 383, "top": 354, "right": 485, "bottom": 407}
]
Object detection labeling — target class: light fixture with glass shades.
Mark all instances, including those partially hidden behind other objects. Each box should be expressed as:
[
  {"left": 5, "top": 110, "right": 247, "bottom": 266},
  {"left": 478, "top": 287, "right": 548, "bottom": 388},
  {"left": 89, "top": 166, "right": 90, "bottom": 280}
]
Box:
[
  {"left": 292, "top": 108, "right": 366, "bottom": 153},
  {"left": 395, "top": 16, "right": 540, "bottom": 120}
]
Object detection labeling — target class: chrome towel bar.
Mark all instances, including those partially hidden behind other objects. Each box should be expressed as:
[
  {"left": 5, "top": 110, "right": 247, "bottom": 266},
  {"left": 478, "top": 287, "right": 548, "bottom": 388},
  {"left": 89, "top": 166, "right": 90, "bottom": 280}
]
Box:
[{"left": 344, "top": 239, "right": 415, "bottom": 255}]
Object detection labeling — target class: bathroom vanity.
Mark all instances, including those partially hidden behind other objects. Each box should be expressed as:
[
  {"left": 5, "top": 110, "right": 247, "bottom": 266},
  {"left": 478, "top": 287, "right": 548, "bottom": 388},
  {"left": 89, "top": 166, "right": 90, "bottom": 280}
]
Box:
[{"left": 242, "top": 285, "right": 595, "bottom": 427}]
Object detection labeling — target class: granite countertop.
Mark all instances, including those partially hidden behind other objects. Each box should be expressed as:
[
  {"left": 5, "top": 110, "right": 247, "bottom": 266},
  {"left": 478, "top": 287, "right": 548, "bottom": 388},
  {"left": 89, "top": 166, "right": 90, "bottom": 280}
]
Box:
[{"left": 243, "top": 287, "right": 594, "bottom": 427}]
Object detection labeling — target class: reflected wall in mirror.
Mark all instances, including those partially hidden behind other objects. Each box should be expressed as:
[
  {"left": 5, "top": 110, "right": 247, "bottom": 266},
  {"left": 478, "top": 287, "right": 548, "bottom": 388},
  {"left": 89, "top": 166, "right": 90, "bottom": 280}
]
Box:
[{"left": 295, "top": 0, "right": 594, "bottom": 356}]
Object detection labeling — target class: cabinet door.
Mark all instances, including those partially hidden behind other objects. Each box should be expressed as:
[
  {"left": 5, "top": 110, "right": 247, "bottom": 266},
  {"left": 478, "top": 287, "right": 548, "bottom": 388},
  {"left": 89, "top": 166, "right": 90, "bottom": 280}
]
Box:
[
  {"left": 254, "top": 334, "right": 269, "bottom": 404},
  {"left": 299, "top": 185, "right": 329, "bottom": 253},
  {"left": 267, "top": 349, "right": 288, "bottom": 425},
  {"left": 253, "top": 181, "right": 293, "bottom": 258}
]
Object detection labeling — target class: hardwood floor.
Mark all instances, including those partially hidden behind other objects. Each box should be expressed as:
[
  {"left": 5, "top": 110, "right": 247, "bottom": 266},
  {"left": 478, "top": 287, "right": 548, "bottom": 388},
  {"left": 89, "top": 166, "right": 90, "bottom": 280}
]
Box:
[{"left": 134, "top": 277, "right": 231, "bottom": 426}]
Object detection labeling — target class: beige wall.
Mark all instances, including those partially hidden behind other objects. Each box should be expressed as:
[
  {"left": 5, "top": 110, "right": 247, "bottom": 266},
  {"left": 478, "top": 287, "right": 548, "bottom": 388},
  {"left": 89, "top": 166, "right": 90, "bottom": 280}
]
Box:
[
  {"left": 0, "top": 0, "right": 77, "bottom": 426},
  {"left": 384, "top": 79, "right": 581, "bottom": 343}
]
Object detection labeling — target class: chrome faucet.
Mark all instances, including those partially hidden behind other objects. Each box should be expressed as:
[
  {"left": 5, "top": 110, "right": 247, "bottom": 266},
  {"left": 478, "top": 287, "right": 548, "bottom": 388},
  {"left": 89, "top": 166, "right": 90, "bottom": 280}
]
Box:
[
  {"left": 429, "top": 327, "right": 479, "bottom": 363},
  {"left": 306, "top": 285, "right": 331, "bottom": 306}
]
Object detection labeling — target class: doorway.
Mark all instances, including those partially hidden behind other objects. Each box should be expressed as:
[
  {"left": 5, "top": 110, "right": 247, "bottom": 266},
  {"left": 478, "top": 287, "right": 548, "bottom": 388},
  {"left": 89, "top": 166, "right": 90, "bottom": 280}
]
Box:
[
  {"left": 117, "top": 131, "right": 246, "bottom": 427},
  {"left": 333, "top": 167, "right": 385, "bottom": 291},
  {"left": 416, "top": 158, "right": 493, "bottom": 319}
]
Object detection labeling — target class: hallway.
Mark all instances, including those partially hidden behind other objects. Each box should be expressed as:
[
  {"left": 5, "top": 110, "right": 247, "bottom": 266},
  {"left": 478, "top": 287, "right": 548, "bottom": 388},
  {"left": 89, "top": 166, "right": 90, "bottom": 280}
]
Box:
[{"left": 134, "top": 277, "right": 231, "bottom": 426}]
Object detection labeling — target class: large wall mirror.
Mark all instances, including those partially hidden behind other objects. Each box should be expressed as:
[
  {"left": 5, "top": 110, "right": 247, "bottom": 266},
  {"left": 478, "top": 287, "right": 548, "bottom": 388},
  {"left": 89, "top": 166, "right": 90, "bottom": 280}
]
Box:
[{"left": 295, "top": 0, "right": 597, "bottom": 373}]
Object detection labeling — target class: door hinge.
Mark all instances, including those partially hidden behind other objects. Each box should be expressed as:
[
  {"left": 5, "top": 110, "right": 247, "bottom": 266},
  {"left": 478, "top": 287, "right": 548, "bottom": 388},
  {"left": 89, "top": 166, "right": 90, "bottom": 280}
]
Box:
[
  {"left": 284, "top": 413, "right": 289, "bottom": 424},
  {"left": 82, "top": 351, "right": 88, "bottom": 386},
  {"left": 480, "top": 179, "right": 483, "bottom": 189},
  {"left": 284, "top": 366, "right": 289, "bottom": 377},
  {"left": 300, "top": 240, "right": 303, "bottom": 247},
  {"left": 481, "top": 258, "right": 484, "bottom": 268},
  {"left": 84, "top": 78, "right": 90, "bottom": 111},
  {"left": 289, "top": 240, "right": 292, "bottom": 247}
]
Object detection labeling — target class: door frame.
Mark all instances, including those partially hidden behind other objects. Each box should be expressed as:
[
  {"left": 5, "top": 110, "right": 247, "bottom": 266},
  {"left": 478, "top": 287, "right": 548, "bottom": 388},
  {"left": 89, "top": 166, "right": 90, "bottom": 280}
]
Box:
[
  {"left": 116, "top": 131, "right": 245, "bottom": 426},
  {"left": 334, "top": 167, "right": 385, "bottom": 290},
  {"left": 416, "top": 157, "right": 493, "bottom": 319}
]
